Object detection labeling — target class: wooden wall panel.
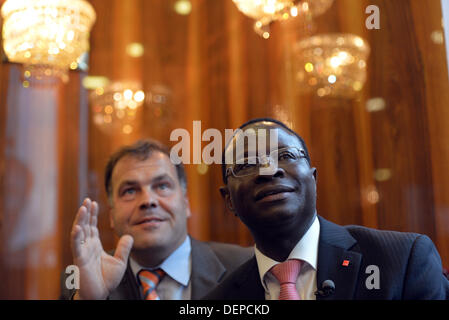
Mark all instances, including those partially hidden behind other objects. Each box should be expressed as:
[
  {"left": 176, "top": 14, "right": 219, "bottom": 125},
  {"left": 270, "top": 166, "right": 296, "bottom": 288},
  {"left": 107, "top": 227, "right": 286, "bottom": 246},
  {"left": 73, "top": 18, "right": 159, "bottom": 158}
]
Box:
[
  {"left": 368, "top": 0, "right": 435, "bottom": 236},
  {"left": 409, "top": 0, "right": 449, "bottom": 264},
  {"left": 58, "top": 71, "right": 89, "bottom": 278}
]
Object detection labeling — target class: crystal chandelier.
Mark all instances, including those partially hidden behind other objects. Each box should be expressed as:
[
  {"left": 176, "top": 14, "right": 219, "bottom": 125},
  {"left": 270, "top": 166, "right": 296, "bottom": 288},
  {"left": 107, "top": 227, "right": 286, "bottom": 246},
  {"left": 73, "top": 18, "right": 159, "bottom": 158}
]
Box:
[
  {"left": 1, "top": 0, "right": 96, "bottom": 82},
  {"left": 90, "top": 82, "right": 145, "bottom": 135},
  {"left": 294, "top": 33, "right": 370, "bottom": 98},
  {"left": 232, "top": 0, "right": 333, "bottom": 38}
]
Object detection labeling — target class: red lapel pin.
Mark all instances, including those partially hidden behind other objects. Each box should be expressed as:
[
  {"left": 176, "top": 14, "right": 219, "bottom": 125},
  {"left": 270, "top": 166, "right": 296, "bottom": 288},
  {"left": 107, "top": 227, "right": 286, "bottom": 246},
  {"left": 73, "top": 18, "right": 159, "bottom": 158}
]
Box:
[{"left": 342, "top": 260, "right": 350, "bottom": 267}]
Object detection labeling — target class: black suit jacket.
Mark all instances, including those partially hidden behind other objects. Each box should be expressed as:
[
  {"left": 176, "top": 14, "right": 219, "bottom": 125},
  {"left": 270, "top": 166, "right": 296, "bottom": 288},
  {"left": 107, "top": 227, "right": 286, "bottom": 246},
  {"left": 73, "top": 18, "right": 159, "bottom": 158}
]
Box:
[
  {"left": 204, "top": 216, "right": 449, "bottom": 300},
  {"left": 61, "top": 238, "right": 253, "bottom": 300}
]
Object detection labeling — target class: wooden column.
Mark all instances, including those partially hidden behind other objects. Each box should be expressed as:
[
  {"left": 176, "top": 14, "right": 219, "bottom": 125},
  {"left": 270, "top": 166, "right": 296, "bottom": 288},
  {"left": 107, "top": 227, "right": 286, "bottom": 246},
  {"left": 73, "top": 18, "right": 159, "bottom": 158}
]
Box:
[{"left": 0, "top": 65, "right": 87, "bottom": 298}]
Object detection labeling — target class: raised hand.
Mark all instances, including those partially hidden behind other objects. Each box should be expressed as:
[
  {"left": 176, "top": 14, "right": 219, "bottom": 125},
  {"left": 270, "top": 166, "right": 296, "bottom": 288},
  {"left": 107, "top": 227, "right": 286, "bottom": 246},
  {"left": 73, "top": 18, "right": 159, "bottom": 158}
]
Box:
[{"left": 70, "top": 198, "right": 133, "bottom": 299}]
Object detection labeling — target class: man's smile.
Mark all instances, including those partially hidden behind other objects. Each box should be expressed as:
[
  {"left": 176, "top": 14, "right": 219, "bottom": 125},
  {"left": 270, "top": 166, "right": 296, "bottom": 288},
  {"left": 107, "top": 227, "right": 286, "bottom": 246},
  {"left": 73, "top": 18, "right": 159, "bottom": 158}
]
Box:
[
  {"left": 133, "top": 215, "right": 168, "bottom": 229},
  {"left": 254, "top": 185, "right": 296, "bottom": 202}
]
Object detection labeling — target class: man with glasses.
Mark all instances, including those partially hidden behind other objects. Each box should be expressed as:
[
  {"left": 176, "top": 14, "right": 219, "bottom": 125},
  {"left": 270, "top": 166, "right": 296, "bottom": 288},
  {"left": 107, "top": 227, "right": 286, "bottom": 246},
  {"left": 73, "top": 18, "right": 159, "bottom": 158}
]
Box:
[{"left": 205, "top": 117, "right": 449, "bottom": 300}]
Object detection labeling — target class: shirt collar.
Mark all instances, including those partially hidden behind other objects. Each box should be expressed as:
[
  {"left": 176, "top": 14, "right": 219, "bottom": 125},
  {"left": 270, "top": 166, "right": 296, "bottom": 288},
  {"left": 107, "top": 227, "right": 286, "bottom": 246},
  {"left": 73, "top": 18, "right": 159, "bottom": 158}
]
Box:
[
  {"left": 130, "top": 236, "right": 191, "bottom": 286},
  {"left": 254, "top": 215, "right": 320, "bottom": 288}
]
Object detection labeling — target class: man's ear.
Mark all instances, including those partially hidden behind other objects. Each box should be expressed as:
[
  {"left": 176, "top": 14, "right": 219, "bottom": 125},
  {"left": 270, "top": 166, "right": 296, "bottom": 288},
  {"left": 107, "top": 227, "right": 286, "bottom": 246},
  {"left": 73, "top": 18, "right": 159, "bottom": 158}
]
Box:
[{"left": 219, "top": 186, "right": 236, "bottom": 215}]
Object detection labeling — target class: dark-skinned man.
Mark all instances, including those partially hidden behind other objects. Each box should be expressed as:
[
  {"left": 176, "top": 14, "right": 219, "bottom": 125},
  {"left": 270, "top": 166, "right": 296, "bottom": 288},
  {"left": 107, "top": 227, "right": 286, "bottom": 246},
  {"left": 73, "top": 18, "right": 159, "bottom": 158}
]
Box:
[{"left": 205, "top": 118, "right": 449, "bottom": 300}]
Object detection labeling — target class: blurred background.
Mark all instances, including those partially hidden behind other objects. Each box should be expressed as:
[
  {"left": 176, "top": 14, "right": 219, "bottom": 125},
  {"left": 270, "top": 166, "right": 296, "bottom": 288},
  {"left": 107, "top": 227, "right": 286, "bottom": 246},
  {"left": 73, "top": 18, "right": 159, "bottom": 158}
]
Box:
[{"left": 0, "top": 0, "right": 448, "bottom": 299}]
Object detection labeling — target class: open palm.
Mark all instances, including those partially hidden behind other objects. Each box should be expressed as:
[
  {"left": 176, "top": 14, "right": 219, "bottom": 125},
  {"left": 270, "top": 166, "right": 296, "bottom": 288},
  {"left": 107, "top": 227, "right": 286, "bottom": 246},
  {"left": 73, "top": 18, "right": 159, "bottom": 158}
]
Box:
[{"left": 71, "top": 198, "right": 133, "bottom": 300}]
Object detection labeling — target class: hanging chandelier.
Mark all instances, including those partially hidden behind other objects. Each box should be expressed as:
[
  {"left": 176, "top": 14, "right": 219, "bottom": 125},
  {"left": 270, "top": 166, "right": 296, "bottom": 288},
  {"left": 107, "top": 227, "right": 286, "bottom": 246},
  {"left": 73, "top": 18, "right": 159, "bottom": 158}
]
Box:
[
  {"left": 232, "top": 0, "right": 333, "bottom": 38},
  {"left": 294, "top": 33, "right": 370, "bottom": 98},
  {"left": 90, "top": 81, "right": 145, "bottom": 135},
  {"left": 1, "top": 0, "right": 96, "bottom": 82}
]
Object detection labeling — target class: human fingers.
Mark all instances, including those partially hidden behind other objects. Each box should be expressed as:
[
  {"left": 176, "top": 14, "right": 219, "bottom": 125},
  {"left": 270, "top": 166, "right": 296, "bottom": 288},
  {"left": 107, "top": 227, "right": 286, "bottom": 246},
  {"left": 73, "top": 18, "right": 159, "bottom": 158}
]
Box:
[
  {"left": 82, "top": 198, "right": 92, "bottom": 239},
  {"left": 90, "top": 201, "right": 100, "bottom": 238},
  {"left": 72, "top": 198, "right": 89, "bottom": 230},
  {"left": 71, "top": 224, "right": 85, "bottom": 259}
]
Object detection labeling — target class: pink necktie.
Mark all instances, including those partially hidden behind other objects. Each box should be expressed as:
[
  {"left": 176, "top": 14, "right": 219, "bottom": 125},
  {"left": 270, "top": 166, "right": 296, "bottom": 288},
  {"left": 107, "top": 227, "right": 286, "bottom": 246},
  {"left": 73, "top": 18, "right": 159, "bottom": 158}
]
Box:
[{"left": 270, "top": 259, "right": 302, "bottom": 300}]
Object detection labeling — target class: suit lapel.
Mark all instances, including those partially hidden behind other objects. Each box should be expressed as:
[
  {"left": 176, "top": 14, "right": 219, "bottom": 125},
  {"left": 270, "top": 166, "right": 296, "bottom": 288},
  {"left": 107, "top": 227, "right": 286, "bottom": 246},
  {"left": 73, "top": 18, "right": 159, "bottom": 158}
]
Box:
[
  {"left": 316, "top": 216, "right": 362, "bottom": 300},
  {"left": 109, "top": 262, "right": 142, "bottom": 300},
  {"left": 231, "top": 257, "right": 265, "bottom": 300},
  {"left": 190, "top": 238, "right": 227, "bottom": 299}
]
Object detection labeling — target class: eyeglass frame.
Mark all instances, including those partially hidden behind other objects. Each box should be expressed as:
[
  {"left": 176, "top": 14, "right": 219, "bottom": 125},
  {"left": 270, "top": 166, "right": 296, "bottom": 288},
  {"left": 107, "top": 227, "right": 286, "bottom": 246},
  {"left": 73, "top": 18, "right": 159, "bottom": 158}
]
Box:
[{"left": 224, "top": 146, "right": 308, "bottom": 180}]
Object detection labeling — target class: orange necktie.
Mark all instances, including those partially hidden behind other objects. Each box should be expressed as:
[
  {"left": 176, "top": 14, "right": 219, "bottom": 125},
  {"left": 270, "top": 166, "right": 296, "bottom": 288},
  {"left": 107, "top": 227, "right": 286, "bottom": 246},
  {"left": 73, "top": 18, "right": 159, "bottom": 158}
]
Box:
[{"left": 138, "top": 269, "right": 166, "bottom": 300}]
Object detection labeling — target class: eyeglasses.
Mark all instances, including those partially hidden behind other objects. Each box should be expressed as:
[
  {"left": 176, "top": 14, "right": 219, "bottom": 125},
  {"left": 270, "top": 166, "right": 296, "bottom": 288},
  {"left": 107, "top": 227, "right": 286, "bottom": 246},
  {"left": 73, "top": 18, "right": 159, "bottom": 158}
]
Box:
[{"left": 225, "top": 147, "right": 308, "bottom": 179}]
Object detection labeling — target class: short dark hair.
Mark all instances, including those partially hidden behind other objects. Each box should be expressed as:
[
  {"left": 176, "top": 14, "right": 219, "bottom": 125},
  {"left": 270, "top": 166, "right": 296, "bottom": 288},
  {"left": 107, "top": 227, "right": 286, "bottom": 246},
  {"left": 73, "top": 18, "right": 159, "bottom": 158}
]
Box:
[
  {"left": 221, "top": 117, "right": 311, "bottom": 183},
  {"left": 104, "top": 139, "right": 187, "bottom": 198}
]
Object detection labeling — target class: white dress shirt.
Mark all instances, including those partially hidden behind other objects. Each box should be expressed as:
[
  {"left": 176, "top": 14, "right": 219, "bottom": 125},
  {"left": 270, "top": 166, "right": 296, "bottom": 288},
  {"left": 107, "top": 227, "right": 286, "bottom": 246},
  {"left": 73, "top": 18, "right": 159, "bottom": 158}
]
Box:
[
  {"left": 129, "top": 236, "right": 192, "bottom": 300},
  {"left": 254, "top": 215, "right": 320, "bottom": 300}
]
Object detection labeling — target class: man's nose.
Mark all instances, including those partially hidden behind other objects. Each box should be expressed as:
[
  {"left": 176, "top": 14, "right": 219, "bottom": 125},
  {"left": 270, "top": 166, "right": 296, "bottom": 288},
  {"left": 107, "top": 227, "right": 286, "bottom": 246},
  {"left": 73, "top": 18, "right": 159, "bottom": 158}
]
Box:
[
  {"left": 139, "top": 187, "right": 158, "bottom": 210},
  {"left": 255, "top": 164, "right": 285, "bottom": 183}
]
